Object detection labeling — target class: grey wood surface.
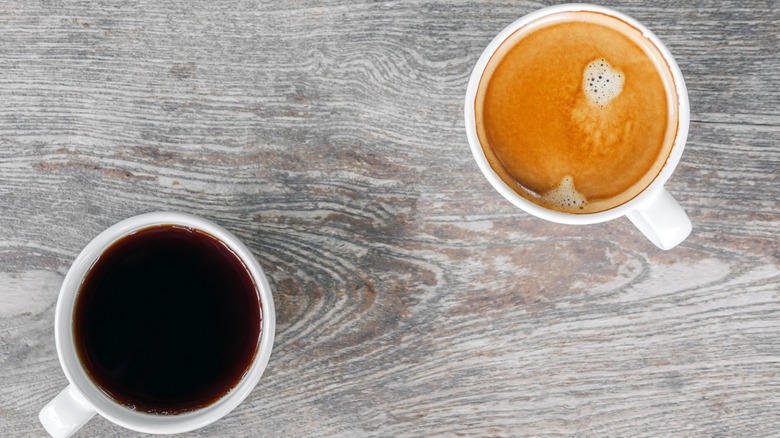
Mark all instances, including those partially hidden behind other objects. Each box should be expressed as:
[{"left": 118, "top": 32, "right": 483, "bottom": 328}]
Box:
[{"left": 1, "top": 0, "right": 778, "bottom": 436}]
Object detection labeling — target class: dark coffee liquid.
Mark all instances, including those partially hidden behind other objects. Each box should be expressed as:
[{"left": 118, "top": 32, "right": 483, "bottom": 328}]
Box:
[{"left": 74, "top": 225, "right": 261, "bottom": 414}]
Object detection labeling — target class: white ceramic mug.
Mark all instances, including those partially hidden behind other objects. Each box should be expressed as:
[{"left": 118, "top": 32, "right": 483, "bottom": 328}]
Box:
[
  {"left": 39, "top": 212, "right": 276, "bottom": 437},
  {"left": 465, "top": 3, "right": 692, "bottom": 250}
]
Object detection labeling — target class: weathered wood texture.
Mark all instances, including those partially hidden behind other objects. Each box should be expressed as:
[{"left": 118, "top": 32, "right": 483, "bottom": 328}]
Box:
[{"left": 1, "top": 0, "right": 778, "bottom": 436}]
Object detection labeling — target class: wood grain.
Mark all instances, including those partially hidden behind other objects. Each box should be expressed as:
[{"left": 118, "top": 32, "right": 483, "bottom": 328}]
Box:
[{"left": 1, "top": 0, "right": 778, "bottom": 436}]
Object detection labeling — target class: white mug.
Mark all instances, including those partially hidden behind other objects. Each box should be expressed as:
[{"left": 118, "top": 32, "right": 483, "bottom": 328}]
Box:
[
  {"left": 465, "top": 3, "right": 692, "bottom": 250},
  {"left": 39, "top": 212, "right": 276, "bottom": 437}
]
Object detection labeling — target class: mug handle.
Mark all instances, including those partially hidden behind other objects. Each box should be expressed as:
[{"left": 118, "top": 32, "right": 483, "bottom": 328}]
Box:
[
  {"left": 39, "top": 385, "right": 96, "bottom": 438},
  {"left": 625, "top": 187, "right": 692, "bottom": 250}
]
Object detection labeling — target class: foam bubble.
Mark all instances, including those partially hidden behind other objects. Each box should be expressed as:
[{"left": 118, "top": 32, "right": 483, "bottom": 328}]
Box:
[
  {"left": 583, "top": 58, "right": 624, "bottom": 106},
  {"left": 541, "top": 176, "right": 587, "bottom": 211}
]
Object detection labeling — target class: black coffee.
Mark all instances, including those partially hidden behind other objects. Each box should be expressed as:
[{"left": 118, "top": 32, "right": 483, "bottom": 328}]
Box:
[{"left": 73, "top": 225, "right": 261, "bottom": 414}]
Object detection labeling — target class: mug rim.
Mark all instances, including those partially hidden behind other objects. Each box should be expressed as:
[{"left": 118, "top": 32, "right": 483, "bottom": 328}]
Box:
[
  {"left": 464, "top": 3, "right": 690, "bottom": 224},
  {"left": 54, "top": 212, "right": 276, "bottom": 434}
]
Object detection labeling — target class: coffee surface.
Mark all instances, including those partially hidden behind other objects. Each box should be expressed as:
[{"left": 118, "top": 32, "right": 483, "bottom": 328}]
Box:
[
  {"left": 74, "top": 225, "right": 261, "bottom": 414},
  {"left": 476, "top": 13, "right": 676, "bottom": 213}
]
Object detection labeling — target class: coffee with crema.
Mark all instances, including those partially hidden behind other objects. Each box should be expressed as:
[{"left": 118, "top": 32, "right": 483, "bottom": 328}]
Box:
[{"left": 475, "top": 11, "right": 678, "bottom": 213}]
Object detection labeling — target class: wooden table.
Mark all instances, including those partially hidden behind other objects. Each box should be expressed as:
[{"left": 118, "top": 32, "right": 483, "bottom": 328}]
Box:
[{"left": 1, "top": 1, "right": 778, "bottom": 436}]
